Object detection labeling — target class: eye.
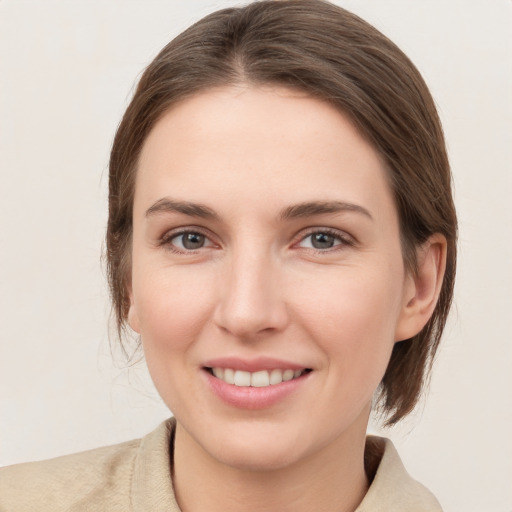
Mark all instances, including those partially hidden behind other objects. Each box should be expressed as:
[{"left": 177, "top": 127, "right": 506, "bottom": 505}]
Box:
[
  {"left": 297, "top": 230, "right": 352, "bottom": 250},
  {"left": 165, "top": 230, "right": 214, "bottom": 251}
]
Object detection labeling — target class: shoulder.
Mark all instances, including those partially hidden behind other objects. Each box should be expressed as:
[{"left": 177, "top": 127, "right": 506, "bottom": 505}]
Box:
[
  {"left": 357, "top": 436, "right": 443, "bottom": 512},
  {"left": 0, "top": 418, "right": 177, "bottom": 512},
  {"left": 0, "top": 435, "right": 141, "bottom": 511}
]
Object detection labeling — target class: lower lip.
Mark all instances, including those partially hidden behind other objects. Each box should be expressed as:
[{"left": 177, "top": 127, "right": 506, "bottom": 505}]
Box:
[{"left": 204, "top": 370, "right": 310, "bottom": 410}]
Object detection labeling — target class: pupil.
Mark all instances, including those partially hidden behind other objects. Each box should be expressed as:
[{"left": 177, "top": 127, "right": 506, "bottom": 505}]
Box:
[
  {"left": 183, "top": 232, "right": 204, "bottom": 249},
  {"left": 312, "top": 233, "right": 334, "bottom": 249}
]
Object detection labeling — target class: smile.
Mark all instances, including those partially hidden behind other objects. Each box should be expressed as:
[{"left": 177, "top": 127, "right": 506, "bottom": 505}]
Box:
[{"left": 207, "top": 367, "right": 310, "bottom": 387}]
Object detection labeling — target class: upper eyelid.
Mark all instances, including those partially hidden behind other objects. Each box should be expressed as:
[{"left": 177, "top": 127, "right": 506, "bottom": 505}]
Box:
[
  {"left": 294, "top": 226, "right": 355, "bottom": 243},
  {"left": 161, "top": 225, "right": 214, "bottom": 240},
  {"left": 159, "top": 226, "right": 218, "bottom": 250},
  {"left": 157, "top": 225, "right": 355, "bottom": 249}
]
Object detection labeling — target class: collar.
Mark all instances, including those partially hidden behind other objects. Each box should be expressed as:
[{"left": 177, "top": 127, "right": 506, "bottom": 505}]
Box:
[{"left": 130, "top": 418, "right": 442, "bottom": 512}]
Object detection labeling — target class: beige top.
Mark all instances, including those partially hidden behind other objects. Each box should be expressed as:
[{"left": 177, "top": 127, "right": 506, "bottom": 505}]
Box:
[{"left": 0, "top": 418, "right": 442, "bottom": 511}]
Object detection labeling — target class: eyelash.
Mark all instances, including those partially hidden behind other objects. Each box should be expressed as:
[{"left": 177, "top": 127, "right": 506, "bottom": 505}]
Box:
[
  {"left": 159, "top": 227, "right": 355, "bottom": 255},
  {"left": 294, "top": 228, "right": 355, "bottom": 253},
  {"left": 159, "top": 227, "right": 215, "bottom": 254}
]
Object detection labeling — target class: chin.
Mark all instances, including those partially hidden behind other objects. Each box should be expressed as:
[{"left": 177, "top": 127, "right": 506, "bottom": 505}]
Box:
[
  {"left": 211, "top": 440, "right": 303, "bottom": 473},
  {"left": 183, "top": 417, "right": 305, "bottom": 472}
]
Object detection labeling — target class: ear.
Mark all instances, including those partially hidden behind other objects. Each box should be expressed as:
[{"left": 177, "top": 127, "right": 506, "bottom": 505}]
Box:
[
  {"left": 395, "top": 234, "right": 447, "bottom": 342},
  {"left": 126, "top": 282, "right": 141, "bottom": 334}
]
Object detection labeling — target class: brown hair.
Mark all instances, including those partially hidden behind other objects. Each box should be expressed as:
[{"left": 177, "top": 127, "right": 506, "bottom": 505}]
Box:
[{"left": 107, "top": 0, "right": 457, "bottom": 425}]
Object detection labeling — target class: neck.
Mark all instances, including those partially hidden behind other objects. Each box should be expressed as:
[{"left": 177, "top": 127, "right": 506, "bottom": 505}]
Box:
[{"left": 172, "top": 417, "right": 369, "bottom": 512}]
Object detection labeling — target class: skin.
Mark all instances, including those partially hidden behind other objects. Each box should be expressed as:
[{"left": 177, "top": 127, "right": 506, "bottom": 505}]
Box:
[{"left": 128, "top": 85, "right": 446, "bottom": 512}]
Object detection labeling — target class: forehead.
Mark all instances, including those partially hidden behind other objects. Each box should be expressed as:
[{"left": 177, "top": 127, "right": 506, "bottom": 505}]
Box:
[{"left": 135, "top": 85, "right": 396, "bottom": 222}]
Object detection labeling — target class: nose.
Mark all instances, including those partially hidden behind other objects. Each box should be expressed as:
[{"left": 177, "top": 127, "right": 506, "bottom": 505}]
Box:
[{"left": 213, "top": 248, "right": 289, "bottom": 340}]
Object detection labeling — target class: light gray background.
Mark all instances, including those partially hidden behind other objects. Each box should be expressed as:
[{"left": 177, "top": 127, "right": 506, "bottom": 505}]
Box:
[{"left": 1, "top": 1, "right": 511, "bottom": 511}]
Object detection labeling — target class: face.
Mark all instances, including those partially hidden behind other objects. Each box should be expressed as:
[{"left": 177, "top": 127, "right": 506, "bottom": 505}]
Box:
[{"left": 129, "top": 85, "right": 416, "bottom": 471}]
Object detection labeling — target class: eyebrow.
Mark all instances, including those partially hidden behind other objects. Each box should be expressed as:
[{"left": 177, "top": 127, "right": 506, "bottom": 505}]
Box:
[
  {"left": 279, "top": 200, "right": 373, "bottom": 221},
  {"left": 145, "top": 198, "right": 220, "bottom": 220},
  {"left": 145, "top": 198, "right": 373, "bottom": 222}
]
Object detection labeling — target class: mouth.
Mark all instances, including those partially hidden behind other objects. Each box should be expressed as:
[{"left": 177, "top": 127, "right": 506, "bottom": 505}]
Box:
[{"left": 205, "top": 367, "right": 312, "bottom": 387}]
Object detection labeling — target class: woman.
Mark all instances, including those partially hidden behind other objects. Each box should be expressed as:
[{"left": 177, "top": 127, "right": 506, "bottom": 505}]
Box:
[{"left": 0, "top": 1, "right": 456, "bottom": 510}]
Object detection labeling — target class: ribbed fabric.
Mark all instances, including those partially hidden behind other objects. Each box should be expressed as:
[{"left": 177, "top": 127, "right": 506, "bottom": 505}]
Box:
[{"left": 0, "top": 418, "right": 442, "bottom": 511}]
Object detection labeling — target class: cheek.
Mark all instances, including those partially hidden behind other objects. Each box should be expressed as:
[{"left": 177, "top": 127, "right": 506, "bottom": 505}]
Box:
[
  {"left": 290, "top": 265, "right": 403, "bottom": 374},
  {"left": 132, "top": 268, "right": 217, "bottom": 409},
  {"left": 133, "top": 267, "right": 215, "bottom": 353}
]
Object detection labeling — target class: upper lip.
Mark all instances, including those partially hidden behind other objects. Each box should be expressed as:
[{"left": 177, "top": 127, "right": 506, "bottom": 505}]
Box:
[{"left": 202, "top": 356, "right": 310, "bottom": 372}]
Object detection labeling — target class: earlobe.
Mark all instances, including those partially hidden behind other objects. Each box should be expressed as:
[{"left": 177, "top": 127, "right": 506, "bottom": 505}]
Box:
[{"left": 395, "top": 234, "right": 447, "bottom": 342}]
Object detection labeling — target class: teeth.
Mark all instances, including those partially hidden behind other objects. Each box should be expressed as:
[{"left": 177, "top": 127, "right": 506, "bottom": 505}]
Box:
[
  {"left": 269, "top": 369, "right": 284, "bottom": 385},
  {"left": 224, "top": 368, "right": 235, "bottom": 384},
  {"left": 211, "top": 368, "right": 307, "bottom": 387},
  {"left": 234, "top": 370, "right": 251, "bottom": 386},
  {"left": 283, "top": 369, "right": 294, "bottom": 381},
  {"left": 212, "top": 367, "right": 224, "bottom": 379},
  {"left": 251, "top": 370, "right": 270, "bottom": 387}
]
